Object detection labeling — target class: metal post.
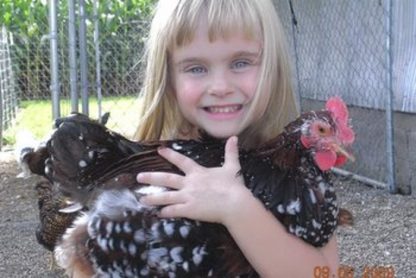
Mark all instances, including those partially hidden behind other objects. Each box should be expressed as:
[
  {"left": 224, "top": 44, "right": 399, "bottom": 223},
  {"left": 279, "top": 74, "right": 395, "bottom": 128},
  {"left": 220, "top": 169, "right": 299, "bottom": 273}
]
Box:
[
  {"left": 6, "top": 32, "right": 18, "bottom": 120},
  {"left": 4, "top": 30, "right": 11, "bottom": 128},
  {"left": 5, "top": 33, "right": 18, "bottom": 121},
  {"left": 68, "top": 0, "right": 78, "bottom": 112},
  {"left": 332, "top": 168, "right": 387, "bottom": 190},
  {"left": 79, "top": 0, "right": 89, "bottom": 115},
  {"left": 0, "top": 27, "right": 4, "bottom": 151},
  {"left": 2, "top": 28, "right": 10, "bottom": 127},
  {"left": 288, "top": 0, "right": 302, "bottom": 111},
  {"left": 385, "top": 0, "right": 396, "bottom": 193},
  {"left": 49, "top": 0, "right": 61, "bottom": 119},
  {"left": 93, "top": 0, "right": 103, "bottom": 119}
]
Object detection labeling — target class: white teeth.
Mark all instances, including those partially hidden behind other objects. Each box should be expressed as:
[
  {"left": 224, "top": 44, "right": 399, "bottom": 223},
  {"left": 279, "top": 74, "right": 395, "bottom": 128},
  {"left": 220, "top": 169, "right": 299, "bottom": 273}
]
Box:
[{"left": 206, "top": 105, "right": 240, "bottom": 113}]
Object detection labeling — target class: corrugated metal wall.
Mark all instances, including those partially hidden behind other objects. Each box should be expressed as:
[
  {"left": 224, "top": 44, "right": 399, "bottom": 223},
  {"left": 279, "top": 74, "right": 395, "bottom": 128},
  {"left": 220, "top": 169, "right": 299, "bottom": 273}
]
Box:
[{"left": 276, "top": 0, "right": 416, "bottom": 113}]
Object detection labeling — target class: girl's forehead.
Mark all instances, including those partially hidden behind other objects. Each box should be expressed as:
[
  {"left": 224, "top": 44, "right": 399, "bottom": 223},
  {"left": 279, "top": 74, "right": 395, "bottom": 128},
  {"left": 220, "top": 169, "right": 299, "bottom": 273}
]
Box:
[
  {"left": 170, "top": 8, "right": 262, "bottom": 50},
  {"left": 170, "top": 21, "right": 262, "bottom": 62},
  {"left": 171, "top": 17, "right": 262, "bottom": 53},
  {"left": 202, "top": 15, "right": 261, "bottom": 40}
]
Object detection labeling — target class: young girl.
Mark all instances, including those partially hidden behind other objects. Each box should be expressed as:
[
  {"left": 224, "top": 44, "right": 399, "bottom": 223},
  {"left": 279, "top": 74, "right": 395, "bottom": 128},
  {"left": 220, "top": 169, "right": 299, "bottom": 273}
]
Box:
[{"left": 135, "top": 0, "right": 340, "bottom": 276}]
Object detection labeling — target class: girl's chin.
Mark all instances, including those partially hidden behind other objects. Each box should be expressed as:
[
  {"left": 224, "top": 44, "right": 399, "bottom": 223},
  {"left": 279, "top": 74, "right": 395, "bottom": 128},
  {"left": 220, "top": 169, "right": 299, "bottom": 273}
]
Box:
[{"left": 200, "top": 127, "right": 241, "bottom": 139}]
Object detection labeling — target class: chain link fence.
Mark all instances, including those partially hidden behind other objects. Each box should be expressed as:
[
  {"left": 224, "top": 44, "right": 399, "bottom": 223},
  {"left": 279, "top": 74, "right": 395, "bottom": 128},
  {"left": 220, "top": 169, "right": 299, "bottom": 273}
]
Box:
[
  {"left": 0, "top": 26, "right": 19, "bottom": 149},
  {"left": 279, "top": 0, "right": 394, "bottom": 186},
  {"left": 275, "top": 0, "right": 416, "bottom": 192},
  {"left": 54, "top": 15, "right": 150, "bottom": 137},
  {"left": 0, "top": 0, "right": 151, "bottom": 147},
  {"left": 286, "top": 0, "right": 390, "bottom": 108}
]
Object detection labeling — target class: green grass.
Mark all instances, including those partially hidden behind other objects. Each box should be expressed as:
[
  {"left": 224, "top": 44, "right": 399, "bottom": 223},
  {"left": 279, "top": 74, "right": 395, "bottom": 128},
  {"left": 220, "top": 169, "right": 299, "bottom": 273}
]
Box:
[{"left": 3, "top": 96, "right": 141, "bottom": 146}]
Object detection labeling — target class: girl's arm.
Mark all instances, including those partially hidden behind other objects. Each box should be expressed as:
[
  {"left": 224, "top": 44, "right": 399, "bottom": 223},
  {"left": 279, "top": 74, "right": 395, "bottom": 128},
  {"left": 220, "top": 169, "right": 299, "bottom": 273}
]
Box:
[{"left": 137, "top": 137, "right": 339, "bottom": 277}]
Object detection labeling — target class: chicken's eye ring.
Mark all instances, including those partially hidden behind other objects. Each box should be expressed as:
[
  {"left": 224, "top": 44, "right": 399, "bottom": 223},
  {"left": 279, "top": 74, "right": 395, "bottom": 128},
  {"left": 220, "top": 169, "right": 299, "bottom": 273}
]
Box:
[
  {"left": 318, "top": 126, "right": 326, "bottom": 134},
  {"left": 311, "top": 121, "right": 331, "bottom": 137}
]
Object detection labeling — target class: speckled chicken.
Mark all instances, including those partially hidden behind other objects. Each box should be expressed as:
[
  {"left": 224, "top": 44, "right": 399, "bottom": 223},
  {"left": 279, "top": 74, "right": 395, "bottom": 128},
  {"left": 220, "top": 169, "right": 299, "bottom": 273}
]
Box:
[
  {"left": 28, "top": 97, "right": 355, "bottom": 277},
  {"left": 34, "top": 180, "right": 81, "bottom": 252},
  {"left": 20, "top": 112, "right": 110, "bottom": 254}
]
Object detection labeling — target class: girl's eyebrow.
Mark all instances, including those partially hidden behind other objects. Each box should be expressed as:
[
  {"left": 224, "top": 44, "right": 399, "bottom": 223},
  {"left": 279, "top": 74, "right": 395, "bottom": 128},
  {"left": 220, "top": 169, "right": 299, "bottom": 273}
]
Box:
[
  {"left": 175, "top": 50, "right": 261, "bottom": 66},
  {"left": 174, "top": 58, "right": 203, "bottom": 67},
  {"left": 232, "top": 50, "right": 261, "bottom": 58},
  {"left": 231, "top": 50, "right": 262, "bottom": 60}
]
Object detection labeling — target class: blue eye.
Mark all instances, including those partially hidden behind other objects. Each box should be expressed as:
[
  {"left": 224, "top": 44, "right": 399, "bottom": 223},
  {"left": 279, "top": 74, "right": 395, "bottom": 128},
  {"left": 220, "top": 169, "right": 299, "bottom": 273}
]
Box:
[
  {"left": 232, "top": 60, "right": 250, "bottom": 69},
  {"left": 186, "top": 66, "right": 206, "bottom": 74}
]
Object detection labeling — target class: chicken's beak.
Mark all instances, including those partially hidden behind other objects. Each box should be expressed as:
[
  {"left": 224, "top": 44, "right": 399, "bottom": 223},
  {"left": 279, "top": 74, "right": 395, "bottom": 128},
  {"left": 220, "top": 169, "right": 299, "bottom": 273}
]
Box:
[{"left": 332, "top": 143, "right": 355, "bottom": 162}]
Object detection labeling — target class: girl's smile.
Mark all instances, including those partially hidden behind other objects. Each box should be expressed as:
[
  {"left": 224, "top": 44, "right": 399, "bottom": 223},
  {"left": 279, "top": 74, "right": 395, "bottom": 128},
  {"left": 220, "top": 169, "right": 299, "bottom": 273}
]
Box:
[
  {"left": 203, "top": 104, "right": 242, "bottom": 114},
  {"left": 201, "top": 104, "right": 243, "bottom": 120}
]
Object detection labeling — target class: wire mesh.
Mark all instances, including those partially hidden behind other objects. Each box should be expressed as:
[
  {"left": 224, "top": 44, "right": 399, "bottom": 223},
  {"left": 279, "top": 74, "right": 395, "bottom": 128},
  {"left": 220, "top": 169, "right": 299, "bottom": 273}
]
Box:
[
  {"left": 56, "top": 7, "right": 151, "bottom": 138},
  {"left": 2, "top": 1, "right": 151, "bottom": 139},
  {"left": 0, "top": 26, "right": 19, "bottom": 149},
  {"left": 276, "top": 0, "right": 405, "bottom": 190}
]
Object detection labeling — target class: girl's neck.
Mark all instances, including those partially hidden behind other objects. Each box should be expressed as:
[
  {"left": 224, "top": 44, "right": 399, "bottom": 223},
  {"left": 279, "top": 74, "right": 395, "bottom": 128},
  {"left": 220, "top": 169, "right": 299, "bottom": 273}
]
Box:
[{"left": 176, "top": 125, "right": 201, "bottom": 140}]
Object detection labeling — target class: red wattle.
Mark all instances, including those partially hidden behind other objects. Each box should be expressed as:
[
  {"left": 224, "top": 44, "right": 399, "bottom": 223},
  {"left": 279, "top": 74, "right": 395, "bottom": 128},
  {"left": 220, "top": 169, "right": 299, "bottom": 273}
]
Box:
[
  {"left": 335, "top": 155, "right": 347, "bottom": 166},
  {"left": 315, "top": 150, "right": 337, "bottom": 171},
  {"left": 300, "top": 135, "right": 312, "bottom": 148}
]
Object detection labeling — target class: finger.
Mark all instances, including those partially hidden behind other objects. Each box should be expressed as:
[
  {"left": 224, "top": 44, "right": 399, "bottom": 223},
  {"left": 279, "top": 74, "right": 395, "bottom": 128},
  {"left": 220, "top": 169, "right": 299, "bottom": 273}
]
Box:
[
  {"left": 136, "top": 172, "right": 184, "bottom": 190},
  {"left": 224, "top": 136, "right": 241, "bottom": 170},
  {"left": 158, "top": 203, "right": 189, "bottom": 218},
  {"left": 140, "top": 190, "right": 184, "bottom": 207},
  {"left": 158, "top": 147, "right": 202, "bottom": 173}
]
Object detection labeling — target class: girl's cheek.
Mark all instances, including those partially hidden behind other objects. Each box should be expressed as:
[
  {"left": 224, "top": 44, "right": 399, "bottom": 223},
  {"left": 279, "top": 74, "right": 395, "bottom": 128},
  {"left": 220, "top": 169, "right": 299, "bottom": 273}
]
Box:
[{"left": 177, "top": 78, "right": 205, "bottom": 99}]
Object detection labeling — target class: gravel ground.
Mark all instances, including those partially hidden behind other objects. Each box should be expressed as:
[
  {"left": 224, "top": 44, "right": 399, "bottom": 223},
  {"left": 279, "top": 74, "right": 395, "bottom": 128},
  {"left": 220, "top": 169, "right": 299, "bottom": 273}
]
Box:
[{"left": 0, "top": 150, "right": 414, "bottom": 278}]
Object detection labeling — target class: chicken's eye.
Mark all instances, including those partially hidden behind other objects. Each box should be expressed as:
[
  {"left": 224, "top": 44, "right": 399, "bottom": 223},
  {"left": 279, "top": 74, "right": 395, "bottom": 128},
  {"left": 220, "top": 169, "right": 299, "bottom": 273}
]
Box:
[
  {"left": 311, "top": 121, "right": 331, "bottom": 137},
  {"left": 318, "top": 126, "right": 327, "bottom": 134}
]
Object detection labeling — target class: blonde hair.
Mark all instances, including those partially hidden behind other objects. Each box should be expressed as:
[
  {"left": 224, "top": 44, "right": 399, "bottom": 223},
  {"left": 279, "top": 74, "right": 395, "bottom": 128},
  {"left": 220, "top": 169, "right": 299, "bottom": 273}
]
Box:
[{"left": 134, "top": 0, "right": 298, "bottom": 147}]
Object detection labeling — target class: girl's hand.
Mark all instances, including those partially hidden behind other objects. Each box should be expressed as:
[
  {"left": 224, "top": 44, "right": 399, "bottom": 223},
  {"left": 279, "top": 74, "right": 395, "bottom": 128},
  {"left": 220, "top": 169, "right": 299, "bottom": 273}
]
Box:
[{"left": 136, "top": 136, "right": 252, "bottom": 224}]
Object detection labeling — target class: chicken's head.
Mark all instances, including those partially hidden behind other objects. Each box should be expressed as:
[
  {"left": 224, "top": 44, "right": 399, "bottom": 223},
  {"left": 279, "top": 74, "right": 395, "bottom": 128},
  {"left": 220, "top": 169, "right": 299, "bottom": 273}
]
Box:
[{"left": 300, "top": 97, "right": 355, "bottom": 171}]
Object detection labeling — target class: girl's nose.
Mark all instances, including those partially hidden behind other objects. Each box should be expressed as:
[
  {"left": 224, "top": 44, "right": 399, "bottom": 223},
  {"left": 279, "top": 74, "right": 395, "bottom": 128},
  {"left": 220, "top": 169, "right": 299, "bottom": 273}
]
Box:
[{"left": 207, "top": 71, "right": 233, "bottom": 97}]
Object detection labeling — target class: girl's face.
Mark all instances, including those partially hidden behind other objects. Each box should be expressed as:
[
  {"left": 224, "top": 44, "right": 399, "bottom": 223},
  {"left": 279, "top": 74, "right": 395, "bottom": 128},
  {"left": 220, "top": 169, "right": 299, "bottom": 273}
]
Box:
[{"left": 170, "top": 22, "right": 262, "bottom": 139}]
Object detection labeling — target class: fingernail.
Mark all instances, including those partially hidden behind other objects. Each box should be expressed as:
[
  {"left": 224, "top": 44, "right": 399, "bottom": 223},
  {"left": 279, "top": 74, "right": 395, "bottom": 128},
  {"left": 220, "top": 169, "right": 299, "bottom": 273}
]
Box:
[{"left": 137, "top": 173, "right": 144, "bottom": 181}]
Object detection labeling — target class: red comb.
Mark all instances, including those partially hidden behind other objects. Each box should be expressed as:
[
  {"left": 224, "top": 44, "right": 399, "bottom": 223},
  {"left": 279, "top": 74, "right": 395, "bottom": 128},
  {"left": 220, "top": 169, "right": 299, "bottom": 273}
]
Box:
[
  {"left": 325, "top": 97, "right": 355, "bottom": 144},
  {"left": 325, "top": 97, "right": 349, "bottom": 125}
]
